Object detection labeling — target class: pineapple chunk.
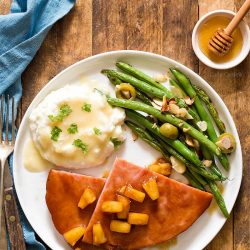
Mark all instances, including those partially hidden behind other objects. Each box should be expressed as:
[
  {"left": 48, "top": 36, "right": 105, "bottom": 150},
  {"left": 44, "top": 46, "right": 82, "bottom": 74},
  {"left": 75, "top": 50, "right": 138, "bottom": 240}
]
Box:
[
  {"left": 101, "top": 201, "right": 123, "bottom": 213},
  {"left": 120, "top": 185, "right": 145, "bottom": 203},
  {"left": 63, "top": 226, "right": 86, "bottom": 246},
  {"left": 148, "top": 163, "right": 172, "bottom": 176},
  {"left": 110, "top": 220, "right": 131, "bottom": 233},
  {"left": 128, "top": 212, "right": 149, "bottom": 225},
  {"left": 118, "top": 185, "right": 126, "bottom": 194},
  {"left": 117, "top": 195, "right": 130, "bottom": 219},
  {"left": 142, "top": 178, "right": 159, "bottom": 200},
  {"left": 93, "top": 223, "right": 107, "bottom": 245},
  {"left": 78, "top": 188, "right": 96, "bottom": 209},
  {"left": 102, "top": 170, "right": 110, "bottom": 178}
]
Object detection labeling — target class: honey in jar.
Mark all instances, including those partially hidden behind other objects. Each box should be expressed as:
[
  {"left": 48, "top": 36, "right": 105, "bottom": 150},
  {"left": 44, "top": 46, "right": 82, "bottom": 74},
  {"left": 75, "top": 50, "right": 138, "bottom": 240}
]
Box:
[{"left": 198, "top": 16, "right": 243, "bottom": 63}]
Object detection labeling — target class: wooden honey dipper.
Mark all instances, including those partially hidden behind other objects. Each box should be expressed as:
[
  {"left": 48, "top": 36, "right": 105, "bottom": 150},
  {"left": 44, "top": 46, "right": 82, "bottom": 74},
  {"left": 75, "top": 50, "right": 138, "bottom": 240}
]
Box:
[{"left": 208, "top": 0, "right": 250, "bottom": 56}]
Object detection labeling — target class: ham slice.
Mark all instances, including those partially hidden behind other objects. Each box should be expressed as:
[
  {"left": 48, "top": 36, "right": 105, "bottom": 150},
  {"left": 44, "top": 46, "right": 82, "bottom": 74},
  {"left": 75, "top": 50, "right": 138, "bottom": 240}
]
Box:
[
  {"left": 83, "top": 159, "right": 213, "bottom": 249},
  {"left": 46, "top": 169, "right": 105, "bottom": 249}
]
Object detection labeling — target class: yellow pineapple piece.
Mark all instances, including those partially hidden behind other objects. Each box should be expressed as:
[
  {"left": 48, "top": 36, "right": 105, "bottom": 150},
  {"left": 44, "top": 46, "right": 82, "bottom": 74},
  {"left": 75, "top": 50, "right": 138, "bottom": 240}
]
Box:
[
  {"left": 110, "top": 220, "right": 131, "bottom": 233},
  {"left": 63, "top": 226, "right": 86, "bottom": 246},
  {"left": 78, "top": 188, "right": 96, "bottom": 209},
  {"left": 93, "top": 223, "right": 107, "bottom": 245},
  {"left": 118, "top": 185, "right": 126, "bottom": 195},
  {"left": 120, "top": 185, "right": 145, "bottom": 203},
  {"left": 128, "top": 212, "right": 149, "bottom": 225},
  {"left": 148, "top": 163, "right": 172, "bottom": 176},
  {"left": 117, "top": 195, "right": 130, "bottom": 219},
  {"left": 101, "top": 201, "right": 123, "bottom": 213},
  {"left": 102, "top": 170, "right": 110, "bottom": 178},
  {"left": 142, "top": 178, "right": 159, "bottom": 200}
]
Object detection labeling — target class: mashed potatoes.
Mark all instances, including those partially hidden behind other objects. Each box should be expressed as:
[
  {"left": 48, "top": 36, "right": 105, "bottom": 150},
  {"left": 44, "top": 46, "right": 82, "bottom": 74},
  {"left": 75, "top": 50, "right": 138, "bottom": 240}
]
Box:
[{"left": 29, "top": 85, "right": 125, "bottom": 169}]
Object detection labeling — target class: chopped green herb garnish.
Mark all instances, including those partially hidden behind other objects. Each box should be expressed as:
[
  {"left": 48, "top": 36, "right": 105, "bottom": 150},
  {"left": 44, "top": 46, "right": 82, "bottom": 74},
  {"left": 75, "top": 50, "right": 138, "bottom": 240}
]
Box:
[
  {"left": 67, "top": 123, "right": 78, "bottom": 134},
  {"left": 110, "top": 137, "right": 123, "bottom": 149},
  {"left": 51, "top": 126, "right": 62, "bottom": 141},
  {"left": 93, "top": 127, "right": 102, "bottom": 135},
  {"left": 82, "top": 103, "right": 91, "bottom": 112},
  {"left": 48, "top": 104, "right": 72, "bottom": 122},
  {"left": 73, "top": 139, "right": 88, "bottom": 154}
]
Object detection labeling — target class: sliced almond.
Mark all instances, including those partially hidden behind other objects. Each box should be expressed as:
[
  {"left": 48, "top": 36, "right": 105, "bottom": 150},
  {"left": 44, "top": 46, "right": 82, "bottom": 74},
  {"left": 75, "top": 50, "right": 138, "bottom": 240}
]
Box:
[
  {"left": 169, "top": 169, "right": 189, "bottom": 185},
  {"left": 168, "top": 104, "right": 192, "bottom": 120},
  {"left": 197, "top": 121, "right": 208, "bottom": 131},
  {"left": 151, "top": 98, "right": 162, "bottom": 110},
  {"left": 184, "top": 96, "right": 195, "bottom": 105},
  {"left": 202, "top": 160, "right": 213, "bottom": 167},
  {"left": 183, "top": 127, "right": 191, "bottom": 133},
  {"left": 185, "top": 134, "right": 195, "bottom": 147},
  {"left": 152, "top": 123, "right": 157, "bottom": 129},
  {"left": 131, "top": 131, "right": 138, "bottom": 141},
  {"left": 170, "top": 156, "right": 186, "bottom": 174},
  {"left": 153, "top": 74, "right": 169, "bottom": 82}
]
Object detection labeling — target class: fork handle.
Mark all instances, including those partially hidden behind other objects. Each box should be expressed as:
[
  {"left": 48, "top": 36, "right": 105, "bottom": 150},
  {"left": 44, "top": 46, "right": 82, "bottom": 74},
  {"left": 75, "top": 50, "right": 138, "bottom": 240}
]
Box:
[{"left": 4, "top": 187, "right": 26, "bottom": 250}]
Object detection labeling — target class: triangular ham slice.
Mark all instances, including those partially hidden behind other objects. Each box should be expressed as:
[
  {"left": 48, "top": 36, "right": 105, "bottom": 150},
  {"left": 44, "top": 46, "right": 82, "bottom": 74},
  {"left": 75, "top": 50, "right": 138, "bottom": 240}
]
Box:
[
  {"left": 46, "top": 169, "right": 105, "bottom": 249},
  {"left": 83, "top": 159, "right": 213, "bottom": 249}
]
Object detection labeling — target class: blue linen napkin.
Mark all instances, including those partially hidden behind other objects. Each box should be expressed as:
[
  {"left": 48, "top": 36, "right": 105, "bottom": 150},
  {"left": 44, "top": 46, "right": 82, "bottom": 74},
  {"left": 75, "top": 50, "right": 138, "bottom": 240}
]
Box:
[{"left": 0, "top": 0, "right": 75, "bottom": 249}]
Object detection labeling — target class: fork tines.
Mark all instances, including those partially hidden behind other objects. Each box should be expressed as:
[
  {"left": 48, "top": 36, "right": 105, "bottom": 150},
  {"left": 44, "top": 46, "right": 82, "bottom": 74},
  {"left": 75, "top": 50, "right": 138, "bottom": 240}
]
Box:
[{"left": 0, "top": 95, "right": 15, "bottom": 145}]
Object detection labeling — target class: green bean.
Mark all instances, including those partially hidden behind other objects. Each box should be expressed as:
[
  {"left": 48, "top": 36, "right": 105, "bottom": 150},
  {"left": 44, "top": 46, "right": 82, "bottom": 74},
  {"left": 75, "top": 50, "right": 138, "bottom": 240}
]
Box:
[
  {"left": 192, "top": 84, "right": 226, "bottom": 133},
  {"left": 107, "top": 97, "right": 221, "bottom": 156},
  {"left": 170, "top": 79, "right": 200, "bottom": 120},
  {"left": 200, "top": 144, "right": 223, "bottom": 179},
  {"left": 107, "top": 73, "right": 123, "bottom": 86},
  {"left": 170, "top": 68, "right": 229, "bottom": 170},
  {"left": 184, "top": 171, "right": 205, "bottom": 191},
  {"left": 169, "top": 79, "right": 186, "bottom": 97},
  {"left": 107, "top": 74, "right": 153, "bottom": 106},
  {"left": 125, "top": 121, "right": 170, "bottom": 162},
  {"left": 156, "top": 138, "right": 223, "bottom": 181},
  {"left": 102, "top": 69, "right": 200, "bottom": 122},
  {"left": 126, "top": 119, "right": 207, "bottom": 191},
  {"left": 207, "top": 181, "right": 229, "bottom": 218},
  {"left": 189, "top": 169, "right": 207, "bottom": 186},
  {"left": 102, "top": 69, "right": 164, "bottom": 98},
  {"left": 126, "top": 110, "right": 222, "bottom": 181},
  {"left": 127, "top": 113, "right": 200, "bottom": 166},
  {"left": 116, "top": 61, "right": 173, "bottom": 96}
]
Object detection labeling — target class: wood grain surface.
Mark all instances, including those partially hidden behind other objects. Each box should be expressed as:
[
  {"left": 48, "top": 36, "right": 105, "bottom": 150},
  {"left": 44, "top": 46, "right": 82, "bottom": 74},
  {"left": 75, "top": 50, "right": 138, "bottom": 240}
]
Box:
[
  {"left": 4, "top": 188, "right": 26, "bottom": 250},
  {"left": 0, "top": 0, "right": 249, "bottom": 249}
]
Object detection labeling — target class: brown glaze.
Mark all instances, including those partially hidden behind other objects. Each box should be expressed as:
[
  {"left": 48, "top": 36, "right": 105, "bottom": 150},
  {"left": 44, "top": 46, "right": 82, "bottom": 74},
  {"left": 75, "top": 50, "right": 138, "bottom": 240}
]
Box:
[
  {"left": 83, "top": 159, "right": 213, "bottom": 249},
  {"left": 45, "top": 170, "right": 105, "bottom": 234}
]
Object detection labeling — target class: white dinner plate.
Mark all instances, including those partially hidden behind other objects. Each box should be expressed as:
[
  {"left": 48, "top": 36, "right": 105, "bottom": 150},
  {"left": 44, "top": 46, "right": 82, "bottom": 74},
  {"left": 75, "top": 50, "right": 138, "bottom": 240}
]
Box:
[{"left": 13, "top": 50, "right": 242, "bottom": 250}]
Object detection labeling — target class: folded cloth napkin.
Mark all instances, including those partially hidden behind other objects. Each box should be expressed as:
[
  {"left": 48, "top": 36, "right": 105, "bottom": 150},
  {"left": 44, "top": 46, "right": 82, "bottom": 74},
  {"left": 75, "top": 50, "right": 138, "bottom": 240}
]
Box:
[{"left": 0, "top": 0, "right": 75, "bottom": 249}]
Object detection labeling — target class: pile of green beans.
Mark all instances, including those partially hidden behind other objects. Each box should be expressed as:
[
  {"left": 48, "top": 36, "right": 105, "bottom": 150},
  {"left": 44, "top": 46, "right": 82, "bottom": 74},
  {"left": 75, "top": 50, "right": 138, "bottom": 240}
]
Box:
[{"left": 102, "top": 61, "right": 232, "bottom": 218}]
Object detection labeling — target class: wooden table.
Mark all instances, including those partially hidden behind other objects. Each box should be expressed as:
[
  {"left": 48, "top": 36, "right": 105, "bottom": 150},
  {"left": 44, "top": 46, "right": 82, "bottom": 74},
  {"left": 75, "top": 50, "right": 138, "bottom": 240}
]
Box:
[{"left": 1, "top": 1, "right": 249, "bottom": 249}]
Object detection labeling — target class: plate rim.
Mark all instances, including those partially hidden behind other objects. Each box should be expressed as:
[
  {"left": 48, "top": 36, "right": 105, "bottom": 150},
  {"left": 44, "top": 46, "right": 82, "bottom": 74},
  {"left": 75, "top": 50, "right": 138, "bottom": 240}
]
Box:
[{"left": 13, "top": 50, "right": 243, "bottom": 250}]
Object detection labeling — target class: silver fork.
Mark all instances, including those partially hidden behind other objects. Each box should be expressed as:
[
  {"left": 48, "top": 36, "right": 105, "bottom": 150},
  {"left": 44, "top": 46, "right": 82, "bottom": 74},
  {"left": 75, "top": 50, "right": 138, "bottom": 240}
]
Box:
[
  {"left": 0, "top": 95, "right": 15, "bottom": 232},
  {"left": 0, "top": 95, "right": 26, "bottom": 249}
]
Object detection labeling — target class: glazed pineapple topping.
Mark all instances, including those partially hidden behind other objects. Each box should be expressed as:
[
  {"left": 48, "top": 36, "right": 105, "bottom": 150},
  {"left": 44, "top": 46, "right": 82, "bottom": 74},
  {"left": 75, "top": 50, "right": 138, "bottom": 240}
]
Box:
[
  {"left": 117, "top": 195, "right": 130, "bottom": 219},
  {"left": 63, "top": 226, "right": 86, "bottom": 246},
  {"left": 93, "top": 223, "right": 107, "bottom": 245},
  {"left": 118, "top": 184, "right": 146, "bottom": 203},
  {"left": 101, "top": 201, "right": 123, "bottom": 213},
  {"left": 110, "top": 220, "right": 131, "bottom": 233},
  {"left": 81, "top": 159, "right": 213, "bottom": 249},
  {"left": 46, "top": 160, "right": 213, "bottom": 249},
  {"left": 78, "top": 188, "right": 96, "bottom": 209}
]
